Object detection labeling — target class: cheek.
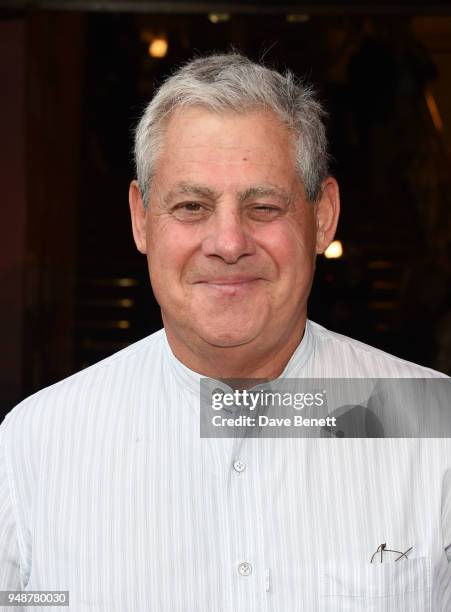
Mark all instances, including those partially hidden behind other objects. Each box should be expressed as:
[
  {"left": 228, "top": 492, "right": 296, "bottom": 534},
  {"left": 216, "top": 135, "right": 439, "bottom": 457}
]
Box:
[
  {"left": 260, "top": 223, "right": 316, "bottom": 280},
  {"left": 147, "top": 223, "right": 199, "bottom": 282}
]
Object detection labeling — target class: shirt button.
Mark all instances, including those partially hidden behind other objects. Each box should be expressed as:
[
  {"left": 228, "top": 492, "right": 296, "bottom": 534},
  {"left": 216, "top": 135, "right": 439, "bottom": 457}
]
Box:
[
  {"left": 233, "top": 460, "right": 246, "bottom": 473},
  {"left": 238, "top": 562, "right": 252, "bottom": 576}
]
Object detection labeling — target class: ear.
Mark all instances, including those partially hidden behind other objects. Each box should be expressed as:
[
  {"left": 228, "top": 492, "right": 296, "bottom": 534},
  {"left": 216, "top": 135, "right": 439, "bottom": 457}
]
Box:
[
  {"left": 129, "top": 180, "right": 148, "bottom": 254},
  {"left": 314, "top": 177, "right": 340, "bottom": 254}
]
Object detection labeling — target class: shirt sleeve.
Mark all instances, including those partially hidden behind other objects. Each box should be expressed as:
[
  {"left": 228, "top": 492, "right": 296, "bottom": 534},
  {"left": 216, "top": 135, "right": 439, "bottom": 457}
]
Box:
[{"left": 0, "top": 428, "right": 22, "bottom": 591}]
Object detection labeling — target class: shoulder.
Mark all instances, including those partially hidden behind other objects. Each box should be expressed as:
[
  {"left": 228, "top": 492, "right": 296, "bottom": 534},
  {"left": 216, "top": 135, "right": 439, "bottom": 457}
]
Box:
[
  {"left": 308, "top": 320, "right": 448, "bottom": 379},
  {"left": 0, "top": 328, "right": 167, "bottom": 443}
]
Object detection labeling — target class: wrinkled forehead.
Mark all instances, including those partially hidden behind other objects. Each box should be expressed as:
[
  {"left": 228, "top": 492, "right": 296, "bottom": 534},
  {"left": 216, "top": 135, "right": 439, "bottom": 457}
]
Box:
[{"left": 157, "top": 104, "right": 297, "bottom": 158}]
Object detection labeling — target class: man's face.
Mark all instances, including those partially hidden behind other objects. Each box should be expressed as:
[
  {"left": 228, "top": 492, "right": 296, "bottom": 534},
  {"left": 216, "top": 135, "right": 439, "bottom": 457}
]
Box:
[{"left": 131, "top": 107, "right": 338, "bottom": 353}]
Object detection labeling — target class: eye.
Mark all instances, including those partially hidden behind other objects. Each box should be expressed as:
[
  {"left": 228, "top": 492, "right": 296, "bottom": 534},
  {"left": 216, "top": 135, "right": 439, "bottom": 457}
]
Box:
[
  {"left": 249, "top": 204, "right": 282, "bottom": 220},
  {"left": 254, "top": 205, "right": 277, "bottom": 212},
  {"left": 181, "top": 202, "right": 202, "bottom": 212},
  {"left": 172, "top": 201, "right": 210, "bottom": 221}
]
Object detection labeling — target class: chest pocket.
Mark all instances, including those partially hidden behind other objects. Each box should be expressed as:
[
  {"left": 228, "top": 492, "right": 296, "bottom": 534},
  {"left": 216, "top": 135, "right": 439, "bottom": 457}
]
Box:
[{"left": 320, "top": 557, "right": 430, "bottom": 611}]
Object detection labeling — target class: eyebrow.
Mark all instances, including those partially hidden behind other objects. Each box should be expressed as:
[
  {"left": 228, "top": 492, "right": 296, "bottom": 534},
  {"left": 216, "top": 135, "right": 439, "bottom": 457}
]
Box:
[
  {"left": 238, "top": 185, "right": 292, "bottom": 206},
  {"left": 164, "top": 182, "right": 221, "bottom": 205},
  {"left": 164, "top": 182, "right": 292, "bottom": 207}
]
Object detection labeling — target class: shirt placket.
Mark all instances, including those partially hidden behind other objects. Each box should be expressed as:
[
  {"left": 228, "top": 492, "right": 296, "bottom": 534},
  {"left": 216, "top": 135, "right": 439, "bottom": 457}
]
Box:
[
  {"left": 217, "top": 433, "right": 269, "bottom": 612},
  {"left": 200, "top": 380, "right": 270, "bottom": 612}
]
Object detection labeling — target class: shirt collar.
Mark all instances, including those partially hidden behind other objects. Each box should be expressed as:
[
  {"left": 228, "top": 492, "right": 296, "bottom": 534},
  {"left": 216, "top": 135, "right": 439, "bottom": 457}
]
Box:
[{"left": 163, "top": 320, "right": 314, "bottom": 397}]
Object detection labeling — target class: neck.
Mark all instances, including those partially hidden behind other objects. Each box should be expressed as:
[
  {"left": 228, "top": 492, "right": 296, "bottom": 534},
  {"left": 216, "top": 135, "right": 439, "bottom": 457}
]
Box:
[{"left": 164, "top": 318, "right": 307, "bottom": 380}]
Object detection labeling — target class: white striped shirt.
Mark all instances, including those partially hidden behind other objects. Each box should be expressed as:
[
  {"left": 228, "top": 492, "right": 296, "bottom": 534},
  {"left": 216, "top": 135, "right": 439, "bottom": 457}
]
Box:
[{"left": 1, "top": 320, "right": 450, "bottom": 611}]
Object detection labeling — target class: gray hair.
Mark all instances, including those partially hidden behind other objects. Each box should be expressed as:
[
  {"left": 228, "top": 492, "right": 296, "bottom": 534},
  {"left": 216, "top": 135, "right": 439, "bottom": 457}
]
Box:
[{"left": 134, "top": 53, "right": 329, "bottom": 207}]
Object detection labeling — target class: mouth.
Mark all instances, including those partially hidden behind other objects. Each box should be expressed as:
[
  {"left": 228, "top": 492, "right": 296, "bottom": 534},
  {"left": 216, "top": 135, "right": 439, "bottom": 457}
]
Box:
[{"left": 196, "top": 277, "right": 262, "bottom": 294}]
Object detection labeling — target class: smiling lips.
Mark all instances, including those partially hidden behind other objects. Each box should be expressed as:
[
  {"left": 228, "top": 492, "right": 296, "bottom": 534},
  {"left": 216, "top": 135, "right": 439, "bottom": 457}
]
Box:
[{"left": 196, "top": 277, "right": 261, "bottom": 294}]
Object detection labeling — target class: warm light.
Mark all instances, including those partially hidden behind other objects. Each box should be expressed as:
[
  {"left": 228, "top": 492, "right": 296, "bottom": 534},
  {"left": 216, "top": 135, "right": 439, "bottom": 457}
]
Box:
[
  {"left": 119, "top": 299, "right": 134, "bottom": 308},
  {"left": 148, "top": 37, "right": 168, "bottom": 58},
  {"left": 324, "top": 240, "right": 343, "bottom": 259},
  {"left": 286, "top": 14, "right": 310, "bottom": 23},
  {"left": 208, "top": 13, "right": 230, "bottom": 23},
  {"left": 117, "top": 320, "right": 131, "bottom": 329},
  {"left": 425, "top": 90, "right": 443, "bottom": 133},
  {"left": 116, "top": 278, "right": 138, "bottom": 287}
]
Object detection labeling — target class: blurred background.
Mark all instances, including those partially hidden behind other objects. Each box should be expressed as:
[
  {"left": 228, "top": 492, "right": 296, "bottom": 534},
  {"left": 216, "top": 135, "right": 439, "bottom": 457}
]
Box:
[{"left": 1, "top": 0, "right": 451, "bottom": 417}]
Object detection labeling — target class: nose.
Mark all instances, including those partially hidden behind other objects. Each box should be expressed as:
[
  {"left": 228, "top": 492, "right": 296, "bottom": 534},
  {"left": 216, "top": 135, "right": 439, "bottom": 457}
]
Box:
[{"left": 202, "top": 207, "right": 256, "bottom": 264}]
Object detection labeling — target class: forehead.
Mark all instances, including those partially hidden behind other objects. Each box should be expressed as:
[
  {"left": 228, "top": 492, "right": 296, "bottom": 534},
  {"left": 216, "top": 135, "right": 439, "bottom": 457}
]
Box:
[{"left": 155, "top": 106, "right": 297, "bottom": 176}]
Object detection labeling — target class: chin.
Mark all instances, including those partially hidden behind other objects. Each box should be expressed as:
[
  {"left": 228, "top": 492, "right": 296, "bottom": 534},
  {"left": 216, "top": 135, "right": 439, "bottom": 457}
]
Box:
[{"left": 197, "top": 325, "right": 260, "bottom": 349}]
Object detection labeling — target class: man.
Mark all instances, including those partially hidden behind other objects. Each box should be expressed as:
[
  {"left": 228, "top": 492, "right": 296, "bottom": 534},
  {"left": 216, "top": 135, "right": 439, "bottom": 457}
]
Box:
[{"left": 1, "top": 53, "right": 450, "bottom": 611}]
